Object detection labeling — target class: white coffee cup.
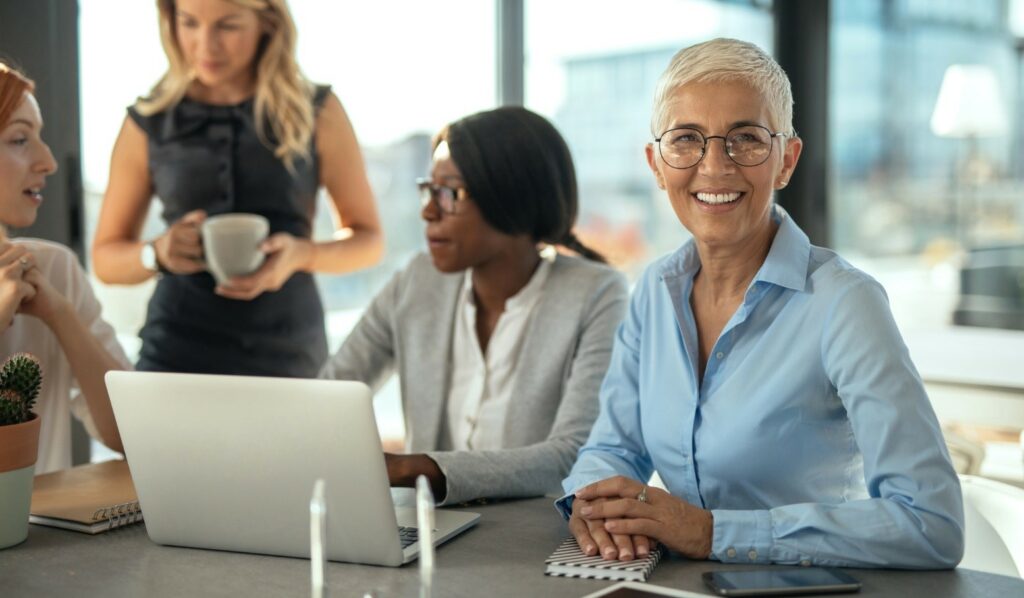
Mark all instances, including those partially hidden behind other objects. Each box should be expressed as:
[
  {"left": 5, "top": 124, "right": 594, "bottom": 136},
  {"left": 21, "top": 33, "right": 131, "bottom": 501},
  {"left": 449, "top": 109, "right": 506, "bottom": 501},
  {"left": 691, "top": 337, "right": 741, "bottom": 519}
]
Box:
[{"left": 201, "top": 213, "right": 270, "bottom": 285}]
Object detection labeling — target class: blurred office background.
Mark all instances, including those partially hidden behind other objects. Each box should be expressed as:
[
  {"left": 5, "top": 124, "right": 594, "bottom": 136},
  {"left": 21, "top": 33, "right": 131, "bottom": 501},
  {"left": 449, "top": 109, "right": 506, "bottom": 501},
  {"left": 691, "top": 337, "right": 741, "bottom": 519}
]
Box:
[{"left": 1, "top": 0, "right": 1022, "bottom": 483}]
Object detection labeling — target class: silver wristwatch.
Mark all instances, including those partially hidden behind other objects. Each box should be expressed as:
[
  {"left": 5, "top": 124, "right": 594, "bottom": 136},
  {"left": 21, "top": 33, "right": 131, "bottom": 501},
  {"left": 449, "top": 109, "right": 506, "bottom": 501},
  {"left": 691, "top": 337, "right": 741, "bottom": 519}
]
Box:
[{"left": 140, "top": 241, "right": 159, "bottom": 272}]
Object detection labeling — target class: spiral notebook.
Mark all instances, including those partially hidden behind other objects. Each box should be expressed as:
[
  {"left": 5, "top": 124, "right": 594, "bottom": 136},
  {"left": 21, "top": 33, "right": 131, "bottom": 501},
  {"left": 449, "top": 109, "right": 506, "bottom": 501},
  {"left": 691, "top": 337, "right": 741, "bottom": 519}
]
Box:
[
  {"left": 545, "top": 538, "right": 663, "bottom": 582},
  {"left": 30, "top": 459, "right": 143, "bottom": 534}
]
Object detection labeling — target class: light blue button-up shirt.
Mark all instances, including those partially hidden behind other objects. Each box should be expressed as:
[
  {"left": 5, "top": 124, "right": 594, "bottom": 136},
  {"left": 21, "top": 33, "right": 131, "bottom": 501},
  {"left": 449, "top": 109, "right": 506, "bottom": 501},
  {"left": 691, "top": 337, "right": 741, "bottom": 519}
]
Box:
[{"left": 559, "top": 207, "right": 964, "bottom": 569}]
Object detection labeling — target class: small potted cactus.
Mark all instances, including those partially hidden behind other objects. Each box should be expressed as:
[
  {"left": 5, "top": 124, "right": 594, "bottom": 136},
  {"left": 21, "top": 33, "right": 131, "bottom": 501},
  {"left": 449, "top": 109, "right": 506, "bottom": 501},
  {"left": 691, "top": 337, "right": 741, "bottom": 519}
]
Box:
[{"left": 0, "top": 353, "right": 43, "bottom": 549}]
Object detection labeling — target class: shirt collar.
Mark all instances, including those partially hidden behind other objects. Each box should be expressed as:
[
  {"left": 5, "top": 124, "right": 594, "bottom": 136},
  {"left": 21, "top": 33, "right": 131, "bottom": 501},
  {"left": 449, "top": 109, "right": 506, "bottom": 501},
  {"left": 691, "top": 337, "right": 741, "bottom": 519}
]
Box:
[
  {"left": 656, "top": 204, "right": 811, "bottom": 293},
  {"left": 753, "top": 205, "right": 811, "bottom": 292}
]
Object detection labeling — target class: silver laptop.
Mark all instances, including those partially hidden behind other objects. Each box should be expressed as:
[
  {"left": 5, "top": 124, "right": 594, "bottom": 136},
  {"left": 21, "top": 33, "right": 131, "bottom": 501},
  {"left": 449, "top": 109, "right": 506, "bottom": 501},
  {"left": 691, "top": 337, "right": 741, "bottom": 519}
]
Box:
[{"left": 105, "top": 371, "right": 479, "bottom": 566}]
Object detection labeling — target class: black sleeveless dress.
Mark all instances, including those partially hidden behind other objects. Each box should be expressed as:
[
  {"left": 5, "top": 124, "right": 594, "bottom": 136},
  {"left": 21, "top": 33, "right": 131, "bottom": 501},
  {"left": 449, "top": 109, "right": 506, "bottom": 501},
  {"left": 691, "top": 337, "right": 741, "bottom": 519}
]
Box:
[{"left": 127, "top": 86, "right": 331, "bottom": 378}]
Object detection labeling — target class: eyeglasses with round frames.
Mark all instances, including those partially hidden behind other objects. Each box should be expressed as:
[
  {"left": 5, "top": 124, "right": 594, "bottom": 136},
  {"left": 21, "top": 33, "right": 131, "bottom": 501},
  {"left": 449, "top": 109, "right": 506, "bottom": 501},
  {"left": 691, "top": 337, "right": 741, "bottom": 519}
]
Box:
[
  {"left": 655, "top": 124, "right": 787, "bottom": 170},
  {"left": 416, "top": 178, "right": 471, "bottom": 215}
]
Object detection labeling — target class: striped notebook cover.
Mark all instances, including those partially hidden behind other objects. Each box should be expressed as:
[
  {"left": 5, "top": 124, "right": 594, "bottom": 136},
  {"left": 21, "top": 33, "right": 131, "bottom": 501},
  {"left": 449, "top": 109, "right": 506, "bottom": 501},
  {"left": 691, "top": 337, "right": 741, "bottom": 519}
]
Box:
[{"left": 545, "top": 538, "right": 662, "bottom": 582}]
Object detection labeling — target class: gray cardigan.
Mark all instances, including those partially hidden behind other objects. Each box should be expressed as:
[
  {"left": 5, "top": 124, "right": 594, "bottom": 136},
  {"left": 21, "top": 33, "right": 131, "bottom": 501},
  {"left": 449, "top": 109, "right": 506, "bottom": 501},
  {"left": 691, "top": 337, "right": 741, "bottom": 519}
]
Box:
[{"left": 319, "top": 252, "right": 628, "bottom": 504}]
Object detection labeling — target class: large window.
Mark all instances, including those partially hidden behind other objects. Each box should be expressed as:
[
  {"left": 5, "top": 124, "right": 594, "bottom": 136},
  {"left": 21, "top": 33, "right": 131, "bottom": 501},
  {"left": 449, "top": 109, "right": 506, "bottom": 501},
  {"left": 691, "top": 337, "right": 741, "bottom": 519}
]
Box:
[
  {"left": 291, "top": 0, "right": 496, "bottom": 312},
  {"left": 829, "top": 0, "right": 1024, "bottom": 332},
  {"left": 830, "top": 0, "right": 1024, "bottom": 482},
  {"left": 525, "top": 0, "right": 774, "bottom": 276}
]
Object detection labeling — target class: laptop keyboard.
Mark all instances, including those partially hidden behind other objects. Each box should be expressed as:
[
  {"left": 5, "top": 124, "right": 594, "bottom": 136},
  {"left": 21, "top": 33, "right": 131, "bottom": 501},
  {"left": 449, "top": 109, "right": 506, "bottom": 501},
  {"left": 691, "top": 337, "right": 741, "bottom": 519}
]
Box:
[{"left": 398, "top": 526, "right": 419, "bottom": 549}]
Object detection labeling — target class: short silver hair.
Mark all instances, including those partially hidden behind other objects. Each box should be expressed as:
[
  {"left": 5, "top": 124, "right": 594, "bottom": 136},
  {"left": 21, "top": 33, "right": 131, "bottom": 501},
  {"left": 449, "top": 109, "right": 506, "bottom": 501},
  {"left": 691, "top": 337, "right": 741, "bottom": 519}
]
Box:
[{"left": 650, "top": 38, "right": 795, "bottom": 138}]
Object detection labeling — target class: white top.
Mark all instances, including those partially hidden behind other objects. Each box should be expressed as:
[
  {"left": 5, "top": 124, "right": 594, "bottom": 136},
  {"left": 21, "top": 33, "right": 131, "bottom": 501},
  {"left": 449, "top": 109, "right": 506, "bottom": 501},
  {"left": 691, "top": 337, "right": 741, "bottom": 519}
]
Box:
[
  {"left": 2, "top": 239, "right": 131, "bottom": 473},
  {"left": 445, "top": 252, "right": 553, "bottom": 451}
]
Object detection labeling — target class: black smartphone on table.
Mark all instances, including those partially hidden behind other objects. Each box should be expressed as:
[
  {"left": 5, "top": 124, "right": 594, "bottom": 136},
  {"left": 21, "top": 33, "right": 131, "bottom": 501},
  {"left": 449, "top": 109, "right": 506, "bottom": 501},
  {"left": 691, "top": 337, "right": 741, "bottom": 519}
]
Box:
[{"left": 702, "top": 567, "right": 862, "bottom": 596}]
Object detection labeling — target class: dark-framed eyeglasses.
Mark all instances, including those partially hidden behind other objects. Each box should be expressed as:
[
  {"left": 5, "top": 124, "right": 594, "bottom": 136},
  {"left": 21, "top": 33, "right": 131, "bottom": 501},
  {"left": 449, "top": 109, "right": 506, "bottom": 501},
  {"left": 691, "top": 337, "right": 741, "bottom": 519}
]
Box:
[
  {"left": 654, "top": 124, "right": 787, "bottom": 170},
  {"left": 416, "top": 178, "right": 471, "bottom": 215}
]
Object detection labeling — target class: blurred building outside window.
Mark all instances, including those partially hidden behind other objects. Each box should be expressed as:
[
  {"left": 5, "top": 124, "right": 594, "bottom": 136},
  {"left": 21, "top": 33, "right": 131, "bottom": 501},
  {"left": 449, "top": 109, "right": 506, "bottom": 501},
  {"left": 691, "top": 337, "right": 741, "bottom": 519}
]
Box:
[{"left": 830, "top": 0, "right": 1024, "bottom": 334}]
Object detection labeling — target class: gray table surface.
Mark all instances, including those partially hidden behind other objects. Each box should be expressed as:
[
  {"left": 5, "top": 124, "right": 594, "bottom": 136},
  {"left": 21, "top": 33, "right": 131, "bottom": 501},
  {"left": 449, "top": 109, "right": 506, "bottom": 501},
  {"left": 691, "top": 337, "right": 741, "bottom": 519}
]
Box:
[{"left": 1, "top": 497, "right": 1021, "bottom": 598}]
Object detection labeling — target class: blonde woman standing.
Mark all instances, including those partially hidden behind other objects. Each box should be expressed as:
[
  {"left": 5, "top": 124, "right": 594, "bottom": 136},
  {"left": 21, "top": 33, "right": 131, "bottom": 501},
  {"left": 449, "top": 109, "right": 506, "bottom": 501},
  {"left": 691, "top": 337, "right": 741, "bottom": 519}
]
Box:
[{"left": 93, "top": 0, "right": 382, "bottom": 377}]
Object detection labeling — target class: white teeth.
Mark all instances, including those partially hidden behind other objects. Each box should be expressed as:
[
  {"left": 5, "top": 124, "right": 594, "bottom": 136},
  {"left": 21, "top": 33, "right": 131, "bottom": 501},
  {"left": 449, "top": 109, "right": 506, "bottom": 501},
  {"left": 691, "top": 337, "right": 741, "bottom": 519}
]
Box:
[{"left": 695, "top": 192, "right": 741, "bottom": 205}]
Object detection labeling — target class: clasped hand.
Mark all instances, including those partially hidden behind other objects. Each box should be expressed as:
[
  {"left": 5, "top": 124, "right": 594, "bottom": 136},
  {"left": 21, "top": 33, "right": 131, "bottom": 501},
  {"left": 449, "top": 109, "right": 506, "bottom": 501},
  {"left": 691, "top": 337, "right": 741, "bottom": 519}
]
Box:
[
  {"left": 569, "top": 475, "right": 714, "bottom": 561},
  {"left": 0, "top": 241, "right": 70, "bottom": 332}
]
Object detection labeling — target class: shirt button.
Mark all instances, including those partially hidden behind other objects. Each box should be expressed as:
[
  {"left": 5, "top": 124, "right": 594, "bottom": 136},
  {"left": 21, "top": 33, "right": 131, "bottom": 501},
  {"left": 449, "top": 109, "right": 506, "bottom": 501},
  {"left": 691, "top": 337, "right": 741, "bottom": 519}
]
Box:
[
  {"left": 800, "top": 559, "right": 811, "bottom": 567},
  {"left": 726, "top": 548, "right": 737, "bottom": 558},
  {"left": 748, "top": 550, "right": 758, "bottom": 560},
  {"left": 716, "top": 352, "right": 725, "bottom": 359}
]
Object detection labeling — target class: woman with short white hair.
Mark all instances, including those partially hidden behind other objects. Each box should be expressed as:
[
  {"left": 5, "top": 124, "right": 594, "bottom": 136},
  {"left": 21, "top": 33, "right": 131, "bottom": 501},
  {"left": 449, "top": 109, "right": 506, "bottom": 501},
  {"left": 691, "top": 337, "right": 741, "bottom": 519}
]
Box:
[{"left": 558, "top": 38, "right": 964, "bottom": 569}]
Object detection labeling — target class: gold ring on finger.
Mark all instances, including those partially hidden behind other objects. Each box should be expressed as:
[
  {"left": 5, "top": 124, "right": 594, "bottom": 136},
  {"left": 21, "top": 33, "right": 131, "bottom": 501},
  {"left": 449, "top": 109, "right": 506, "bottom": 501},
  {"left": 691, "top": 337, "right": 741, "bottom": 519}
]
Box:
[{"left": 637, "top": 485, "right": 648, "bottom": 503}]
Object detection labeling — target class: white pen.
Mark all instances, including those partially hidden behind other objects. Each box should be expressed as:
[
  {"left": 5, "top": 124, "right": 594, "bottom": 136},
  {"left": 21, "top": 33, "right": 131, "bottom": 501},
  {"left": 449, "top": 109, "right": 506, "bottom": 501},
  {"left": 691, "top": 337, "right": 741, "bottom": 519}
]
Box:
[
  {"left": 310, "top": 478, "right": 327, "bottom": 598},
  {"left": 416, "top": 475, "right": 435, "bottom": 598}
]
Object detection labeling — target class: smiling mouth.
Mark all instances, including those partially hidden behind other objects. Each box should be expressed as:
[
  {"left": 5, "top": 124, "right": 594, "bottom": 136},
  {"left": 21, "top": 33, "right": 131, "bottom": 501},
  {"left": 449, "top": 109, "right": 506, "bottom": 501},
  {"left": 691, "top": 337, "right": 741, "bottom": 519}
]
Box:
[
  {"left": 694, "top": 192, "right": 743, "bottom": 205},
  {"left": 23, "top": 188, "right": 43, "bottom": 202}
]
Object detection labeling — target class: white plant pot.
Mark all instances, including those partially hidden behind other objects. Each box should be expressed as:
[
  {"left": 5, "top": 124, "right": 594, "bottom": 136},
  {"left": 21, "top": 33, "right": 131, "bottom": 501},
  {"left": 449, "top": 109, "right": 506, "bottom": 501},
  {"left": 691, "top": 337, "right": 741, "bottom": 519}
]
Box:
[
  {"left": 0, "top": 414, "right": 41, "bottom": 549},
  {"left": 0, "top": 464, "right": 35, "bottom": 548}
]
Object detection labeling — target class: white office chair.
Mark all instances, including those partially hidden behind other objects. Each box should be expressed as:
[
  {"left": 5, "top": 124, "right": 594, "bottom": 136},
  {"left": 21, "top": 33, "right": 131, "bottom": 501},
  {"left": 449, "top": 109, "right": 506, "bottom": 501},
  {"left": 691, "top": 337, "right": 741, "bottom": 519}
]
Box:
[{"left": 958, "top": 475, "right": 1024, "bottom": 578}]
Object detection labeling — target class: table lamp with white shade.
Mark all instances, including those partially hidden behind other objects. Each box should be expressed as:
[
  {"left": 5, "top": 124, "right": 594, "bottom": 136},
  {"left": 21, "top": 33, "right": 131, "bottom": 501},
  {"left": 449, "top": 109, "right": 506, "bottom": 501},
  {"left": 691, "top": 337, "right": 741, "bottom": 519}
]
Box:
[
  {"left": 931, "top": 65, "right": 1009, "bottom": 139},
  {"left": 930, "top": 64, "right": 1009, "bottom": 246}
]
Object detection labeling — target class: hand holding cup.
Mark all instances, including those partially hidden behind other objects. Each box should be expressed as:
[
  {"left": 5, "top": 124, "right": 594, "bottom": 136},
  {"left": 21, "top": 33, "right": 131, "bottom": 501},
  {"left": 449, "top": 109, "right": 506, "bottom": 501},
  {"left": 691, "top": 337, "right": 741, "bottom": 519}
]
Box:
[
  {"left": 201, "top": 213, "right": 270, "bottom": 288},
  {"left": 206, "top": 214, "right": 313, "bottom": 301},
  {"left": 154, "top": 209, "right": 207, "bottom": 274}
]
